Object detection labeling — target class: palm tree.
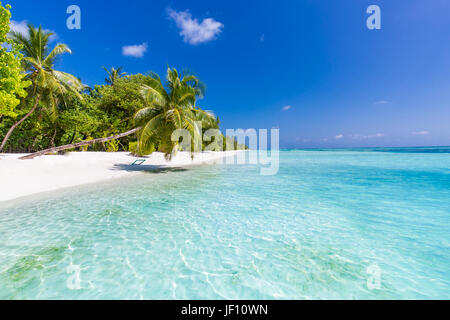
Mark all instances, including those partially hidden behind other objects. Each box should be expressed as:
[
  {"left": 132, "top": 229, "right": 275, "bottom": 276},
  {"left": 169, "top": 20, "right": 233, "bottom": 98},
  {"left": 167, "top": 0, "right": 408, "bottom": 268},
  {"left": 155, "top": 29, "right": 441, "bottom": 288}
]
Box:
[
  {"left": 135, "top": 67, "right": 215, "bottom": 157},
  {"left": 103, "top": 66, "right": 126, "bottom": 86},
  {"left": 0, "top": 24, "right": 84, "bottom": 151},
  {"left": 20, "top": 67, "right": 215, "bottom": 160}
]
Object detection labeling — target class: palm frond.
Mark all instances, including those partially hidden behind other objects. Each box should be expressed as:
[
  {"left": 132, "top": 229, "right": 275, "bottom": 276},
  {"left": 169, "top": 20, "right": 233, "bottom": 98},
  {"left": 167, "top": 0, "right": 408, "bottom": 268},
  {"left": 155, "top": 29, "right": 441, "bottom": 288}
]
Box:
[
  {"left": 139, "top": 114, "right": 164, "bottom": 144},
  {"left": 140, "top": 84, "right": 167, "bottom": 107},
  {"left": 135, "top": 67, "right": 214, "bottom": 157},
  {"left": 135, "top": 107, "right": 161, "bottom": 122},
  {"left": 44, "top": 44, "right": 72, "bottom": 66}
]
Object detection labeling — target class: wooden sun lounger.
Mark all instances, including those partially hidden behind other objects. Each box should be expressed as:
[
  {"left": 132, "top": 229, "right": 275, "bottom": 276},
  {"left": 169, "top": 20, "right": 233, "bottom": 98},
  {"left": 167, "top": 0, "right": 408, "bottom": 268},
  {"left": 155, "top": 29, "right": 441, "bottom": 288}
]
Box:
[{"left": 131, "top": 159, "right": 146, "bottom": 166}]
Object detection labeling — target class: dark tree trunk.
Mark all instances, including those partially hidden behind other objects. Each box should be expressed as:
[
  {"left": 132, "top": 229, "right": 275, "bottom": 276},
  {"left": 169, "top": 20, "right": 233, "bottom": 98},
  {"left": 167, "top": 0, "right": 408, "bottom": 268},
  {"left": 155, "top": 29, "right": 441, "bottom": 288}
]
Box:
[
  {"left": 19, "top": 127, "right": 142, "bottom": 160},
  {"left": 50, "top": 126, "right": 57, "bottom": 148},
  {"left": 68, "top": 131, "right": 77, "bottom": 145},
  {"left": 0, "top": 95, "right": 40, "bottom": 152}
]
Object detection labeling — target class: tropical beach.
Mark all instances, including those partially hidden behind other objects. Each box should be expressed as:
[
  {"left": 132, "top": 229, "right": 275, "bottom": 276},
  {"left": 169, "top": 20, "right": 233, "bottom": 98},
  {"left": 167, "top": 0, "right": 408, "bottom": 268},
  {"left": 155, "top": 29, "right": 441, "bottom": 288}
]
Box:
[
  {"left": 0, "top": 3, "right": 247, "bottom": 203},
  {"left": 0, "top": 151, "right": 241, "bottom": 202},
  {"left": 1, "top": 0, "right": 450, "bottom": 302}
]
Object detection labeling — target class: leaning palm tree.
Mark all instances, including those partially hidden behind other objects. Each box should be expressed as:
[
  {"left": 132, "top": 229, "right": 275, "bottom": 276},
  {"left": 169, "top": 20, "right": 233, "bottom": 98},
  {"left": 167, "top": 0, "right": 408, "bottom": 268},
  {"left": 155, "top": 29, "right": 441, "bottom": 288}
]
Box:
[
  {"left": 135, "top": 67, "right": 215, "bottom": 157},
  {"left": 20, "top": 67, "right": 215, "bottom": 160},
  {"left": 0, "top": 24, "right": 84, "bottom": 151},
  {"left": 103, "top": 66, "right": 126, "bottom": 86}
]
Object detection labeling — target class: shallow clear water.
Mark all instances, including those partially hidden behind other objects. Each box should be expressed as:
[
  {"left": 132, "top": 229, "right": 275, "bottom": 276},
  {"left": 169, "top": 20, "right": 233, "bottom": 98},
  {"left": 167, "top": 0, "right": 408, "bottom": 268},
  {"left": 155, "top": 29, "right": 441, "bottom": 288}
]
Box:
[{"left": 0, "top": 148, "right": 449, "bottom": 299}]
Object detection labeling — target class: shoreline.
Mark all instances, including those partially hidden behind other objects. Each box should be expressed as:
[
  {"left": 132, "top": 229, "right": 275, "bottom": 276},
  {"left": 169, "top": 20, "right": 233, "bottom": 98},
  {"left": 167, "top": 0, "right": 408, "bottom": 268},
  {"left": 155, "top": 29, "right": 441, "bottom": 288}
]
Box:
[{"left": 0, "top": 151, "right": 241, "bottom": 203}]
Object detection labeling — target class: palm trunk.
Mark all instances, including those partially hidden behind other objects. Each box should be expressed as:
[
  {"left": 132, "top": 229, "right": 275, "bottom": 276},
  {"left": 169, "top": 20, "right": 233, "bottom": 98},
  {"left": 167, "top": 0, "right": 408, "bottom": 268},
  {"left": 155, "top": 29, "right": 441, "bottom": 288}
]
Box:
[
  {"left": 19, "top": 127, "right": 142, "bottom": 160},
  {"left": 0, "top": 95, "right": 40, "bottom": 152},
  {"left": 50, "top": 125, "right": 57, "bottom": 148},
  {"left": 68, "top": 131, "right": 77, "bottom": 144}
]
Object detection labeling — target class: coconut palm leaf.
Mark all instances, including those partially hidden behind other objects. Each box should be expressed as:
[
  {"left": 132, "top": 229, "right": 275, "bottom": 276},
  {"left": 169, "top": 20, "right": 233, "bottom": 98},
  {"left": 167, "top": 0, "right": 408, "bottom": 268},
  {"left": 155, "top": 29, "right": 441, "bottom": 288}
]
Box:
[
  {"left": 136, "top": 67, "right": 215, "bottom": 157},
  {"left": 1, "top": 24, "right": 84, "bottom": 151},
  {"left": 44, "top": 44, "right": 72, "bottom": 65},
  {"left": 103, "top": 66, "right": 127, "bottom": 86}
]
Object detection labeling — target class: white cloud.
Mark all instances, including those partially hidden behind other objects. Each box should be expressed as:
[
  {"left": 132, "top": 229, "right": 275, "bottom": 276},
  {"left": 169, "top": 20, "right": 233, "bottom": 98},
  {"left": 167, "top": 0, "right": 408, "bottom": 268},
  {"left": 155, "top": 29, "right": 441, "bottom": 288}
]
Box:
[
  {"left": 282, "top": 105, "right": 292, "bottom": 111},
  {"left": 122, "top": 43, "right": 148, "bottom": 58},
  {"left": 10, "top": 20, "right": 28, "bottom": 36},
  {"left": 367, "top": 133, "right": 385, "bottom": 138},
  {"left": 10, "top": 20, "right": 58, "bottom": 42},
  {"left": 412, "top": 130, "right": 430, "bottom": 135},
  {"left": 335, "top": 134, "right": 344, "bottom": 140},
  {"left": 350, "top": 133, "right": 385, "bottom": 140},
  {"left": 167, "top": 8, "right": 223, "bottom": 45}
]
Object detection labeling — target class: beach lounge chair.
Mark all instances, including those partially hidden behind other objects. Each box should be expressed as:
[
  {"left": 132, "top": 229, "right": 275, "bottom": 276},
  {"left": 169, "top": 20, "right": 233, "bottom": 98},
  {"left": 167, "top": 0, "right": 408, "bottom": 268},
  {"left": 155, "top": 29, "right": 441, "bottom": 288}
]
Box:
[{"left": 131, "top": 159, "right": 146, "bottom": 166}]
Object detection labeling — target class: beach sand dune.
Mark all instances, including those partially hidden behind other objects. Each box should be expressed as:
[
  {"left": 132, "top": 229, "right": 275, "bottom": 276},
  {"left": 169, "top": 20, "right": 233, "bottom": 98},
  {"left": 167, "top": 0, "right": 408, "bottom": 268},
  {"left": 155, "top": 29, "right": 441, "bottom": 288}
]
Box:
[{"left": 0, "top": 151, "right": 239, "bottom": 203}]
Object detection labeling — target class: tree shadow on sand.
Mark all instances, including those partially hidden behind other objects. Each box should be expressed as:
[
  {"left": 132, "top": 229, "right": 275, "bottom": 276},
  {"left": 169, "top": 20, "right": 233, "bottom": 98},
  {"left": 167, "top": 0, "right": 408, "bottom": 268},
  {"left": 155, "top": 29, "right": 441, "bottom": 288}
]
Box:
[{"left": 112, "top": 163, "right": 189, "bottom": 174}]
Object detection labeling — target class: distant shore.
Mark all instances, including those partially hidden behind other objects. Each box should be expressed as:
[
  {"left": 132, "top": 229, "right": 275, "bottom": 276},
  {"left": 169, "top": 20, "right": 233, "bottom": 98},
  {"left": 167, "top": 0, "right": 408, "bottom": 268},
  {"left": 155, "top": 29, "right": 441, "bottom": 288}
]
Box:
[{"left": 0, "top": 151, "right": 240, "bottom": 203}]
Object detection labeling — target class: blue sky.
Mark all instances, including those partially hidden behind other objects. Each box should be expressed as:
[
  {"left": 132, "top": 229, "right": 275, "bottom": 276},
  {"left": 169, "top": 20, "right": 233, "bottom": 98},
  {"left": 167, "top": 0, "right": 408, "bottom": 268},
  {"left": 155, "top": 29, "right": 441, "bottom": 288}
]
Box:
[{"left": 8, "top": 0, "right": 450, "bottom": 148}]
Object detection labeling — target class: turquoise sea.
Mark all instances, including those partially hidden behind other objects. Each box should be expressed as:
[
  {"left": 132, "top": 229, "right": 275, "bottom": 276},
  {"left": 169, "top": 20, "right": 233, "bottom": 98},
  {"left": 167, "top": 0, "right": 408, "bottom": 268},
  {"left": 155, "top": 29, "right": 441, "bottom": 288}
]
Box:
[{"left": 0, "top": 148, "right": 449, "bottom": 299}]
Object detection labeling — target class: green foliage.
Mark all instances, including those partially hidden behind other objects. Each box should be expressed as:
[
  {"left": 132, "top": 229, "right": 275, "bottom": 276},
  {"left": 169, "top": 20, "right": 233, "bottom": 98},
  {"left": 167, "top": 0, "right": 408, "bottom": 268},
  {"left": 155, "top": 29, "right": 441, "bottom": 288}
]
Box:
[
  {"left": 94, "top": 75, "right": 146, "bottom": 129},
  {"left": 104, "top": 139, "right": 119, "bottom": 152},
  {"left": 223, "top": 135, "right": 248, "bottom": 151},
  {"left": 0, "top": 67, "right": 233, "bottom": 154},
  {"left": 1, "top": 15, "right": 238, "bottom": 155},
  {"left": 80, "top": 137, "right": 92, "bottom": 152},
  {"left": 0, "top": 2, "right": 31, "bottom": 118},
  {"left": 9, "top": 24, "right": 84, "bottom": 110},
  {"left": 136, "top": 67, "right": 217, "bottom": 158},
  {"left": 129, "top": 140, "right": 155, "bottom": 156},
  {"left": 128, "top": 141, "right": 138, "bottom": 154},
  {"left": 80, "top": 75, "right": 148, "bottom": 151},
  {"left": 0, "top": 23, "right": 85, "bottom": 151},
  {"left": 0, "top": 75, "right": 144, "bottom": 152},
  {"left": 103, "top": 66, "right": 126, "bottom": 86}
]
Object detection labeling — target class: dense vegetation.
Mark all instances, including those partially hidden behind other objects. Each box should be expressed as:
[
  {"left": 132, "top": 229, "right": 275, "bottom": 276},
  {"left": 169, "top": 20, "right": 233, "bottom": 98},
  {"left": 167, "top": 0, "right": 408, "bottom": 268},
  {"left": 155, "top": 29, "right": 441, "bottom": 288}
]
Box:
[
  {"left": 0, "top": 3, "right": 244, "bottom": 158},
  {"left": 0, "top": 2, "right": 30, "bottom": 121}
]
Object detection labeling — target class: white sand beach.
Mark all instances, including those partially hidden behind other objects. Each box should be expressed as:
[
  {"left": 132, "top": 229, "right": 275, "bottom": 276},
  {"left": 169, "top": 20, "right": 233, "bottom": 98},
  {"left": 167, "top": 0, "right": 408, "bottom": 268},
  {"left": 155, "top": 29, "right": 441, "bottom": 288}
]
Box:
[{"left": 0, "top": 151, "right": 240, "bottom": 203}]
